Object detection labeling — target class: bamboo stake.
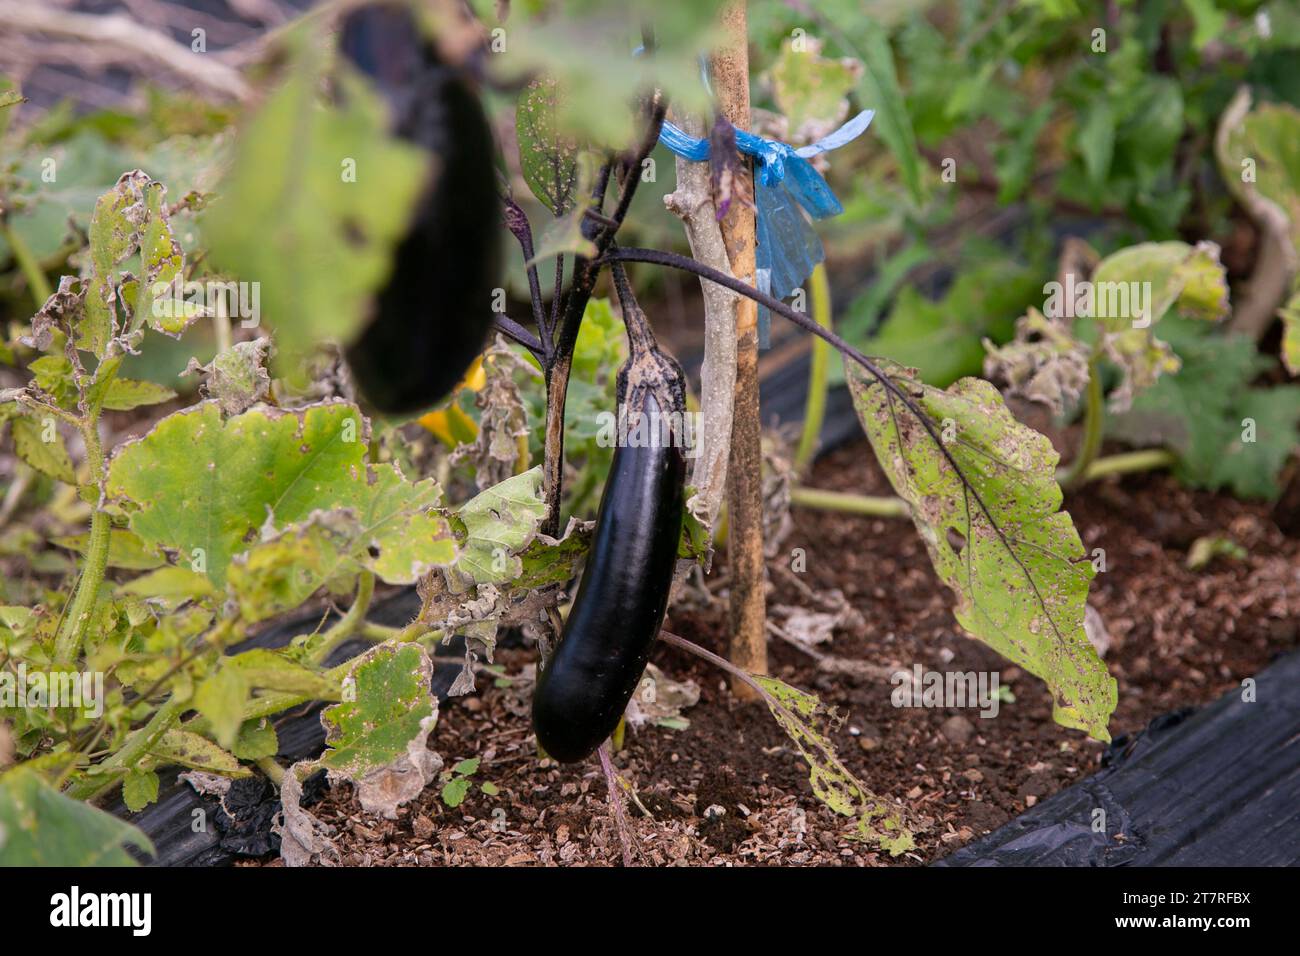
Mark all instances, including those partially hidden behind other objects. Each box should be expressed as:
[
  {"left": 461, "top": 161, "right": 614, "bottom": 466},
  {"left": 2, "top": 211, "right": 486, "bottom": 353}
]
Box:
[{"left": 712, "top": 0, "right": 766, "bottom": 696}]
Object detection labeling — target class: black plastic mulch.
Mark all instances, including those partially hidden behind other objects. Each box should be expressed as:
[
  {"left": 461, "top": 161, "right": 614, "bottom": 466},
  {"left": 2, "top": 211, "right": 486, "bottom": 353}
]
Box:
[{"left": 936, "top": 648, "right": 1300, "bottom": 867}]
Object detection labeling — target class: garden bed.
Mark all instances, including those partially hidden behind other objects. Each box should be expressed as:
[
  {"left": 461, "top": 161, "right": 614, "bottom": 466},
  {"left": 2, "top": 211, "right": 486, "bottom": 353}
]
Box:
[{"left": 244, "top": 441, "right": 1300, "bottom": 867}]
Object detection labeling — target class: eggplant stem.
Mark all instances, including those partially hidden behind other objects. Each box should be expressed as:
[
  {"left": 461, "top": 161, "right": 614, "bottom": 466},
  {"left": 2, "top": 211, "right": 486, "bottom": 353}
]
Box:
[
  {"left": 539, "top": 96, "right": 668, "bottom": 538},
  {"left": 598, "top": 743, "right": 637, "bottom": 867}
]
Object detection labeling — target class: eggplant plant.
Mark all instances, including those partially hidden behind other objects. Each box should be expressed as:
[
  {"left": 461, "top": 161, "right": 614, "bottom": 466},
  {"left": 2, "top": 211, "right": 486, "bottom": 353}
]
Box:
[{"left": 0, "top": 0, "right": 1182, "bottom": 864}]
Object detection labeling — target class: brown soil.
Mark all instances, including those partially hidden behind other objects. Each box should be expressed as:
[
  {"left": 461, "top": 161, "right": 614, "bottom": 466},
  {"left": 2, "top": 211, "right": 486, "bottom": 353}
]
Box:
[{"left": 256, "top": 442, "right": 1300, "bottom": 867}]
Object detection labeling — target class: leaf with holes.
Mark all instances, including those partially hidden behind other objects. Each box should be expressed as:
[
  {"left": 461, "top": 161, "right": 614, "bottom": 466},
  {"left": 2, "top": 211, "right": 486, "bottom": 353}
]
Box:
[
  {"left": 452, "top": 466, "right": 547, "bottom": 584},
  {"left": 227, "top": 466, "right": 455, "bottom": 620},
  {"left": 82, "top": 170, "right": 150, "bottom": 356},
  {"left": 847, "top": 361, "right": 1115, "bottom": 741},
  {"left": 105, "top": 401, "right": 369, "bottom": 588}
]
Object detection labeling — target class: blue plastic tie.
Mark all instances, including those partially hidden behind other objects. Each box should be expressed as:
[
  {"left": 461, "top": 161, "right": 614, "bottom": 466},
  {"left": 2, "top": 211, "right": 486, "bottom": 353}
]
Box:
[{"left": 659, "top": 110, "right": 873, "bottom": 347}]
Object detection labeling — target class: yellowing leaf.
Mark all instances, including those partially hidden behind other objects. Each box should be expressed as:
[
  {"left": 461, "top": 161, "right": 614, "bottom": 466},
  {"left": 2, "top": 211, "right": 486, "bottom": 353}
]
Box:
[
  {"left": 106, "top": 401, "right": 368, "bottom": 587},
  {"left": 320, "top": 642, "right": 436, "bottom": 779},
  {"left": 149, "top": 730, "right": 250, "bottom": 777},
  {"left": 848, "top": 362, "right": 1116, "bottom": 741},
  {"left": 11, "top": 413, "right": 75, "bottom": 483},
  {"left": 1282, "top": 289, "right": 1300, "bottom": 377}
]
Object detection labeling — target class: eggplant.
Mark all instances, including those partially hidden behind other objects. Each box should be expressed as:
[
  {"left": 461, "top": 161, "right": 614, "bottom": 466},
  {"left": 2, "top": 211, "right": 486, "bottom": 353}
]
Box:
[
  {"left": 338, "top": 3, "right": 501, "bottom": 414},
  {"left": 532, "top": 278, "right": 687, "bottom": 763}
]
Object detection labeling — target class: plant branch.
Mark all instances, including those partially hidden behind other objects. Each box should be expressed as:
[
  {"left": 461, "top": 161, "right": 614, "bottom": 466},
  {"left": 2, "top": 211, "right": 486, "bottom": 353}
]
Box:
[
  {"left": 539, "top": 95, "right": 667, "bottom": 537},
  {"left": 710, "top": 0, "right": 766, "bottom": 695},
  {"left": 597, "top": 743, "right": 636, "bottom": 866},
  {"left": 306, "top": 570, "right": 376, "bottom": 667},
  {"left": 794, "top": 262, "right": 832, "bottom": 473},
  {"left": 494, "top": 316, "right": 544, "bottom": 361},
  {"left": 53, "top": 416, "right": 111, "bottom": 665},
  {"left": 65, "top": 696, "right": 186, "bottom": 801},
  {"left": 664, "top": 114, "right": 737, "bottom": 538},
  {"left": 790, "top": 486, "right": 909, "bottom": 518},
  {"left": 603, "top": 245, "right": 1060, "bottom": 624},
  {"left": 502, "top": 196, "right": 549, "bottom": 353},
  {"left": 1069, "top": 448, "right": 1177, "bottom": 483},
  {"left": 1060, "top": 354, "right": 1104, "bottom": 489}
]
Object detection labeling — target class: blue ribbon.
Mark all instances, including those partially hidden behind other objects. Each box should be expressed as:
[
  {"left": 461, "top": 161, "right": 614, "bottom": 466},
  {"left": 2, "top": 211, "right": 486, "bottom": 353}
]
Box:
[{"left": 658, "top": 110, "right": 873, "bottom": 347}]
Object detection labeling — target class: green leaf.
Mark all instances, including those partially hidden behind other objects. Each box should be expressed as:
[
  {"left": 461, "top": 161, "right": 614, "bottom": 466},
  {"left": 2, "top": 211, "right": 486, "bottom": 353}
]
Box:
[
  {"left": 355, "top": 464, "right": 456, "bottom": 583},
  {"left": 150, "top": 729, "right": 251, "bottom": 777},
  {"left": 106, "top": 401, "right": 368, "bottom": 587},
  {"left": 847, "top": 362, "right": 1115, "bottom": 741},
  {"left": 1089, "top": 241, "right": 1230, "bottom": 411},
  {"left": 453, "top": 467, "right": 547, "bottom": 583},
  {"left": 994, "top": 104, "right": 1052, "bottom": 204},
  {"left": 1217, "top": 95, "right": 1300, "bottom": 257},
  {"left": 117, "top": 566, "right": 217, "bottom": 601},
  {"left": 855, "top": 18, "right": 922, "bottom": 204},
  {"left": 52, "top": 528, "right": 165, "bottom": 570},
  {"left": 1282, "top": 289, "right": 1300, "bottom": 377},
  {"left": 227, "top": 648, "right": 339, "bottom": 698},
  {"left": 441, "top": 776, "right": 471, "bottom": 808},
  {"left": 129, "top": 180, "right": 195, "bottom": 336},
  {"left": 11, "top": 413, "right": 75, "bottom": 483},
  {"left": 99, "top": 378, "right": 177, "bottom": 412},
  {"left": 203, "top": 41, "right": 430, "bottom": 378},
  {"left": 1106, "top": 319, "right": 1298, "bottom": 499},
  {"left": 193, "top": 665, "right": 250, "bottom": 750},
  {"left": 122, "top": 769, "right": 160, "bottom": 813},
  {"left": 851, "top": 262, "right": 1039, "bottom": 387},
  {"left": 836, "top": 240, "right": 934, "bottom": 342},
  {"left": 83, "top": 170, "right": 150, "bottom": 356},
  {"left": 451, "top": 756, "right": 480, "bottom": 777},
  {"left": 227, "top": 515, "right": 359, "bottom": 622},
  {"left": 0, "top": 766, "right": 153, "bottom": 865},
  {"left": 1182, "top": 0, "right": 1229, "bottom": 50},
  {"left": 228, "top": 465, "right": 455, "bottom": 620},
  {"left": 517, "top": 77, "right": 580, "bottom": 215},
  {"left": 1090, "top": 241, "right": 1229, "bottom": 330},
  {"left": 233, "top": 718, "right": 279, "bottom": 761},
  {"left": 320, "top": 642, "right": 436, "bottom": 779},
  {"left": 1076, "top": 99, "right": 1115, "bottom": 189},
  {"left": 28, "top": 355, "right": 79, "bottom": 409}
]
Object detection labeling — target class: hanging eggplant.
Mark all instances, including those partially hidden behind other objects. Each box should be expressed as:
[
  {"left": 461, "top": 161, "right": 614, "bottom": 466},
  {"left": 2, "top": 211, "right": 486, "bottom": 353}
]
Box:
[
  {"left": 338, "top": 2, "right": 501, "bottom": 414},
  {"left": 532, "top": 269, "right": 687, "bottom": 763}
]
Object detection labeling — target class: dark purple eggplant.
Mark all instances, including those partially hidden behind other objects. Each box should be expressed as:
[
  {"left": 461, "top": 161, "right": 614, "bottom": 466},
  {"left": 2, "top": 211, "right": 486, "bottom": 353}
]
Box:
[
  {"left": 532, "top": 269, "right": 687, "bottom": 763},
  {"left": 338, "top": 3, "right": 500, "bottom": 414}
]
